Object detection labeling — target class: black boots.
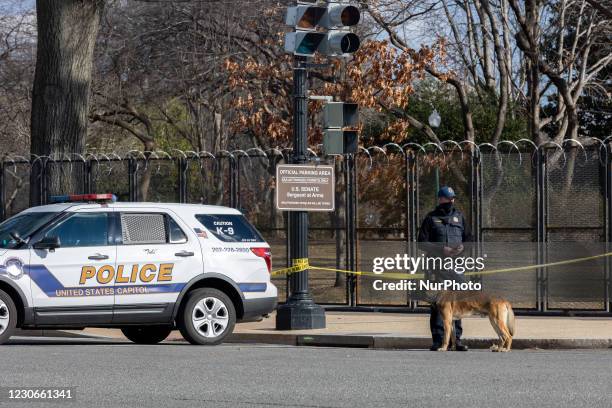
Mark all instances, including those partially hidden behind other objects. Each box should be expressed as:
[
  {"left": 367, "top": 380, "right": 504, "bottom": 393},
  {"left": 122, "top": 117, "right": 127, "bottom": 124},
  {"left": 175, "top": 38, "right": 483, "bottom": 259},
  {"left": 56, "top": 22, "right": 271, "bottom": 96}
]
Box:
[{"left": 429, "top": 340, "right": 469, "bottom": 351}]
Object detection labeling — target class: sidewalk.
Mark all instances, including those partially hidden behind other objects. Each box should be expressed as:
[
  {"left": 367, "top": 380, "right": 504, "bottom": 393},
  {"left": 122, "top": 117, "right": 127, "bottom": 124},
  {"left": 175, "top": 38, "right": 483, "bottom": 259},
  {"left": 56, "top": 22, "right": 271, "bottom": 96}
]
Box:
[{"left": 71, "top": 312, "right": 612, "bottom": 350}]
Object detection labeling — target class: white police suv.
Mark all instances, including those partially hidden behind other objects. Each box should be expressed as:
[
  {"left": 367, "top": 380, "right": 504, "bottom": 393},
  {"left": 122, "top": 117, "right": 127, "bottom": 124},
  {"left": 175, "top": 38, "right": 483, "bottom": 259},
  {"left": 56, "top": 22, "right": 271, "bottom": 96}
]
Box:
[{"left": 0, "top": 194, "right": 277, "bottom": 345}]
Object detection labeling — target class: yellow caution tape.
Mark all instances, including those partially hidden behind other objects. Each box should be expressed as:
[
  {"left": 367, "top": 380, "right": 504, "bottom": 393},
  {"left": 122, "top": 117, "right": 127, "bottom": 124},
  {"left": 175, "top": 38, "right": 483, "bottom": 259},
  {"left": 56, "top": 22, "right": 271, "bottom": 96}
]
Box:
[
  {"left": 271, "top": 251, "right": 612, "bottom": 280},
  {"left": 271, "top": 258, "right": 310, "bottom": 276}
]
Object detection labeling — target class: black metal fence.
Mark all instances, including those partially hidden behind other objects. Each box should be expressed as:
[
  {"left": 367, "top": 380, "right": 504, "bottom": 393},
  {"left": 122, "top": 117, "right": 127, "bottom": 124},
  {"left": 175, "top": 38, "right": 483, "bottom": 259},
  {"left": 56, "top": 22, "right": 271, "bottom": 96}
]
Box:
[{"left": 1, "top": 139, "right": 611, "bottom": 314}]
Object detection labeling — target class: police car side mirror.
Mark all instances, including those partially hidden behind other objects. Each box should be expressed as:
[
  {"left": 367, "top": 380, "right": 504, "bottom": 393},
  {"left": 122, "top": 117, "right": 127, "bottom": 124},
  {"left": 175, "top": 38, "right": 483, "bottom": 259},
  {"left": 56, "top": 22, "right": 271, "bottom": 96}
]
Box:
[{"left": 33, "top": 236, "right": 60, "bottom": 251}]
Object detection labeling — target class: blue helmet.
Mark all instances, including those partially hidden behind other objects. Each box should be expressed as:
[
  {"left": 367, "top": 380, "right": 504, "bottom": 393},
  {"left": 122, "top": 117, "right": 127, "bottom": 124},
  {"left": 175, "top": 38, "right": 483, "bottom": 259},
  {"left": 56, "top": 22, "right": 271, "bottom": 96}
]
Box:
[{"left": 437, "top": 186, "right": 456, "bottom": 199}]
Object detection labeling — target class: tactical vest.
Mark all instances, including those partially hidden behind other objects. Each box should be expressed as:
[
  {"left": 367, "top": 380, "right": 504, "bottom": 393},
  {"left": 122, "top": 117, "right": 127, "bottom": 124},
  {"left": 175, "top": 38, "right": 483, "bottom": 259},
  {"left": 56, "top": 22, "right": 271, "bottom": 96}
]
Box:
[{"left": 430, "top": 211, "right": 464, "bottom": 244}]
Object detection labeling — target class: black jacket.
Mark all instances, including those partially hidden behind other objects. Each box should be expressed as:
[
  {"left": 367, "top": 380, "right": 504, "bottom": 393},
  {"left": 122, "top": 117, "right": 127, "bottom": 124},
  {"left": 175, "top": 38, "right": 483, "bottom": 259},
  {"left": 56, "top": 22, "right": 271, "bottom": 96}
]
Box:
[{"left": 417, "top": 204, "right": 472, "bottom": 255}]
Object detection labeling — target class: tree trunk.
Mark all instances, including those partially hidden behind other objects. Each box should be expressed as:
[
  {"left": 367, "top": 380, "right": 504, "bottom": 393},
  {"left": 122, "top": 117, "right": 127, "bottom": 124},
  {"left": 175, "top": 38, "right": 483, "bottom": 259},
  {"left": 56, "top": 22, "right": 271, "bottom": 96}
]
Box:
[{"left": 30, "top": 0, "right": 104, "bottom": 205}]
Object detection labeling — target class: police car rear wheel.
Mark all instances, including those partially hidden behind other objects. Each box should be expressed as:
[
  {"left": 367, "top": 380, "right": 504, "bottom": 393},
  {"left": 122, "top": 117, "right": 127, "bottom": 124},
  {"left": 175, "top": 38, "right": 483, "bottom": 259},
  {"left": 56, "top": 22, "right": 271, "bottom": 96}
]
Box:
[
  {"left": 179, "top": 288, "right": 236, "bottom": 345},
  {"left": 0, "top": 290, "right": 17, "bottom": 345},
  {"left": 121, "top": 326, "right": 172, "bottom": 344}
]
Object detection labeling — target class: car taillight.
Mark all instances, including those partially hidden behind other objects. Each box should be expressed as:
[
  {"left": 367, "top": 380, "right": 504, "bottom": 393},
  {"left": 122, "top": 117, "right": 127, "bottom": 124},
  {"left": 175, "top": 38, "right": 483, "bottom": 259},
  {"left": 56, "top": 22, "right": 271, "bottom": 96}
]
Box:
[{"left": 251, "top": 247, "right": 271, "bottom": 273}]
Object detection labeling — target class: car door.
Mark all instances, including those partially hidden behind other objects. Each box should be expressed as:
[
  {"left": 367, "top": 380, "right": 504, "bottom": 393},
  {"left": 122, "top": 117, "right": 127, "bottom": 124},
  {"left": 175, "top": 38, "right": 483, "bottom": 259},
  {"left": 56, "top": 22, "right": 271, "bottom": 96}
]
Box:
[
  {"left": 0, "top": 211, "right": 61, "bottom": 315},
  {"left": 29, "top": 209, "right": 116, "bottom": 325},
  {"left": 112, "top": 209, "right": 202, "bottom": 324}
]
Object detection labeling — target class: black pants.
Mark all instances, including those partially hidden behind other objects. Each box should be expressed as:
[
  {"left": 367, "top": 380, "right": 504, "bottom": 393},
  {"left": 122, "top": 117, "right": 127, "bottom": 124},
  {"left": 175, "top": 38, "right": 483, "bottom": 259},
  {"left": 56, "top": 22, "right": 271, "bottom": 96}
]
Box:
[
  {"left": 427, "top": 268, "right": 466, "bottom": 345},
  {"left": 430, "top": 303, "right": 463, "bottom": 345}
]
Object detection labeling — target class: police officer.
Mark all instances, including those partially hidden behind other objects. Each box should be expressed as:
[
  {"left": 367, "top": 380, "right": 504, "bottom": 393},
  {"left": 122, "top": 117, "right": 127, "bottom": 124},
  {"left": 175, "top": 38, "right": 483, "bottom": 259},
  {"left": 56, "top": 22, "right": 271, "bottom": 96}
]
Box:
[{"left": 417, "top": 186, "right": 471, "bottom": 351}]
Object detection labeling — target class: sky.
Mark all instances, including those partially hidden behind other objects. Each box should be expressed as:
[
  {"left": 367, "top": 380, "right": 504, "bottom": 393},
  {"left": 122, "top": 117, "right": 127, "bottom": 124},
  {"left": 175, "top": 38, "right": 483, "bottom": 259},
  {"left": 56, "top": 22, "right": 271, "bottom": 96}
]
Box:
[{"left": 0, "top": 0, "right": 34, "bottom": 14}]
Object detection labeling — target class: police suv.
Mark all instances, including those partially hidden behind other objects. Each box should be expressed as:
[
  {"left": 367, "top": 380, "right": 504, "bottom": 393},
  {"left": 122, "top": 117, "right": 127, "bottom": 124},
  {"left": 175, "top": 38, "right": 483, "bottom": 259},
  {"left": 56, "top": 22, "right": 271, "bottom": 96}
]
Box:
[{"left": 0, "top": 194, "right": 277, "bottom": 345}]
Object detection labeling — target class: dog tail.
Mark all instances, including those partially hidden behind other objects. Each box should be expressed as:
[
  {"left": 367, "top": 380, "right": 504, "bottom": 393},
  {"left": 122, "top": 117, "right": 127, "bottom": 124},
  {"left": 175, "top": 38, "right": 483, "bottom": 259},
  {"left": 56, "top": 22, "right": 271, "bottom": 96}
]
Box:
[{"left": 506, "top": 303, "right": 515, "bottom": 336}]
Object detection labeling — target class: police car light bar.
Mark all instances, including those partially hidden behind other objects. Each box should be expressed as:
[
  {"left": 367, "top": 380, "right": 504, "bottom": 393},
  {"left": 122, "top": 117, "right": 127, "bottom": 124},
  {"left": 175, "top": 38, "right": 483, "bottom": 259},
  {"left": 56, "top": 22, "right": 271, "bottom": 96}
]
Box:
[{"left": 50, "top": 194, "right": 118, "bottom": 203}]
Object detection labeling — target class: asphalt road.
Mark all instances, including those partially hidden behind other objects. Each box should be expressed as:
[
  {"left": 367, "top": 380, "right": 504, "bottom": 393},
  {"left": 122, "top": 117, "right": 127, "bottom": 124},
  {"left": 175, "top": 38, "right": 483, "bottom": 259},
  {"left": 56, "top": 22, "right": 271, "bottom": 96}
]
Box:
[{"left": 1, "top": 337, "right": 612, "bottom": 408}]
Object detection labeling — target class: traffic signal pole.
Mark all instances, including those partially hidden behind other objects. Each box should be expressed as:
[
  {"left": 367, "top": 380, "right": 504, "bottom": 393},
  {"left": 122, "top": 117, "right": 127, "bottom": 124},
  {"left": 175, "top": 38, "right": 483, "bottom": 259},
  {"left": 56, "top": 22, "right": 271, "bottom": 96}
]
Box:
[
  {"left": 277, "top": 0, "right": 361, "bottom": 330},
  {"left": 276, "top": 57, "right": 326, "bottom": 330}
]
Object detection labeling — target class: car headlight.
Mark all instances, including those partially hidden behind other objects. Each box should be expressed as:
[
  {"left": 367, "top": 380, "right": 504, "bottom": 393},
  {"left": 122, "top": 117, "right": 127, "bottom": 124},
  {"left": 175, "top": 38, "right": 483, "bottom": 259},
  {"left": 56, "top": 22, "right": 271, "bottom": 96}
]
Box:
[{"left": 4, "top": 258, "right": 24, "bottom": 280}]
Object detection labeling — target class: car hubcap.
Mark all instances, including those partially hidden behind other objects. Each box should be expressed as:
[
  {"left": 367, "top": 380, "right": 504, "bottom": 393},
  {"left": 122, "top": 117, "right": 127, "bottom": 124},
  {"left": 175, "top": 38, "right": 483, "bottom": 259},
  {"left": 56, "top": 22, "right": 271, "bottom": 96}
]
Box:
[
  {"left": 0, "top": 300, "right": 9, "bottom": 336},
  {"left": 191, "top": 297, "right": 229, "bottom": 338}
]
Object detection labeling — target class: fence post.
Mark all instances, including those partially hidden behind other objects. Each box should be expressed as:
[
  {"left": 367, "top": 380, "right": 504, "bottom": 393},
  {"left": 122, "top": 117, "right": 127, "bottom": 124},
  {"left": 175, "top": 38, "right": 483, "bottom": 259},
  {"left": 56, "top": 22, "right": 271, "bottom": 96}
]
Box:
[
  {"left": 229, "top": 156, "right": 238, "bottom": 208},
  {"left": 469, "top": 148, "right": 482, "bottom": 242},
  {"left": 84, "top": 159, "right": 92, "bottom": 194},
  {"left": 31, "top": 160, "right": 39, "bottom": 207},
  {"left": 0, "top": 161, "right": 5, "bottom": 221},
  {"left": 236, "top": 156, "right": 241, "bottom": 209},
  {"left": 536, "top": 147, "right": 548, "bottom": 312},
  {"left": 285, "top": 201, "right": 291, "bottom": 302},
  {"left": 41, "top": 159, "right": 48, "bottom": 205},
  {"left": 128, "top": 157, "right": 137, "bottom": 202},
  {"left": 467, "top": 147, "right": 482, "bottom": 289},
  {"left": 177, "top": 156, "right": 188, "bottom": 203},
  {"left": 344, "top": 154, "right": 357, "bottom": 306},
  {"left": 606, "top": 142, "right": 612, "bottom": 312},
  {"left": 477, "top": 149, "right": 484, "bottom": 284},
  {"left": 406, "top": 152, "right": 418, "bottom": 309},
  {"left": 351, "top": 153, "right": 358, "bottom": 306},
  {"left": 344, "top": 156, "right": 350, "bottom": 304},
  {"left": 406, "top": 152, "right": 418, "bottom": 242}
]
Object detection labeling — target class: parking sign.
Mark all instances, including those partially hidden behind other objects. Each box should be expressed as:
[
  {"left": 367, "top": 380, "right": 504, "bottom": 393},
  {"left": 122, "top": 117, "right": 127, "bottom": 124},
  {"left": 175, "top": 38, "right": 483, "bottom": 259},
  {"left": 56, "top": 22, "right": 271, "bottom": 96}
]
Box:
[{"left": 275, "top": 164, "right": 335, "bottom": 211}]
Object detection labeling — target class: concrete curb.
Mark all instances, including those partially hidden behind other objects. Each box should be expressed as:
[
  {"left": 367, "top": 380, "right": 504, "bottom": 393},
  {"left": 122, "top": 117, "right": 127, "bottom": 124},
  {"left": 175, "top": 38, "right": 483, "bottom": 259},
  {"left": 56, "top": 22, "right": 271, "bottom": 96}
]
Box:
[
  {"left": 16, "top": 329, "right": 612, "bottom": 350},
  {"left": 225, "top": 332, "right": 612, "bottom": 350}
]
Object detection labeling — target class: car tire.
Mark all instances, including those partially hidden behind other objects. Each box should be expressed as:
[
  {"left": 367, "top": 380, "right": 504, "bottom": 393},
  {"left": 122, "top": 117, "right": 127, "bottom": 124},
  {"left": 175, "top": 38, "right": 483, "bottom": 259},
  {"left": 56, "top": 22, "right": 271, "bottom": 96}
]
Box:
[
  {"left": 121, "top": 326, "right": 172, "bottom": 344},
  {"left": 178, "top": 288, "right": 236, "bottom": 345},
  {"left": 0, "top": 289, "right": 17, "bottom": 345}
]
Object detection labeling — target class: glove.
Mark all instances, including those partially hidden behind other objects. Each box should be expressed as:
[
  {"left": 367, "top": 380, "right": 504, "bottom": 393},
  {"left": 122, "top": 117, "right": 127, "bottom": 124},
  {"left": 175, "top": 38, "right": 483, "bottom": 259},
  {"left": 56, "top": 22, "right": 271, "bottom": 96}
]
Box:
[{"left": 443, "top": 244, "right": 464, "bottom": 257}]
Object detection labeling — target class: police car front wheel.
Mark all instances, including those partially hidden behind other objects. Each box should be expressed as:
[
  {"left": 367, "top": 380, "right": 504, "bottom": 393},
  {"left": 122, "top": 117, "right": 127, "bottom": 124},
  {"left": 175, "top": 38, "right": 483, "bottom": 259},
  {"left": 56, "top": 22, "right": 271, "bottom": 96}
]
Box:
[
  {"left": 179, "top": 288, "right": 236, "bottom": 345},
  {"left": 121, "top": 326, "right": 173, "bottom": 344},
  {"left": 0, "top": 290, "right": 17, "bottom": 345}
]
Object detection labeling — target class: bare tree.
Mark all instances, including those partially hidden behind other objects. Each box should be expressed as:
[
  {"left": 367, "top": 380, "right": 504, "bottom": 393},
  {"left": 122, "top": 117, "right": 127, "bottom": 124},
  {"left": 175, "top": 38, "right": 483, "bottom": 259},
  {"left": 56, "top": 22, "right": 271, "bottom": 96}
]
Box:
[
  {"left": 361, "top": 0, "right": 477, "bottom": 142},
  {"left": 363, "top": 0, "right": 611, "bottom": 145},
  {"left": 0, "top": 1, "right": 36, "bottom": 155},
  {"left": 30, "top": 0, "right": 105, "bottom": 203},
  {"left": 509, "top": 0, "right": 612, "bottom": 142},
  {"left": 88, "top": 1, "right": 293, "bottom": 200}
]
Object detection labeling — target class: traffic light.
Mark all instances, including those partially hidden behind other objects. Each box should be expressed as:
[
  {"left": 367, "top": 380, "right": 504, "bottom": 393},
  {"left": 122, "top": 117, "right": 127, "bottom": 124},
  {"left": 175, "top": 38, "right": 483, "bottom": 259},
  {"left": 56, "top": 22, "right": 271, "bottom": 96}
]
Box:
[
  {"left": 324, "top": 102, "right": 358, "bottom": 127},
  {"left": 323, "top": 129, "right": 358, "bottom": 155},
  {"left": 284, "top": 31, "right": 327, "bottom": 57},
  {"left": 323, "top": 3, "right": 360, "bottom": 28},
  {"left": 284, "top": 1, "right": 361, "bottom": 57},
  {"left": 321, "top": 32, "right": 360, "bottom": 56},
  {"left": 323, "top": 102, "right": 359, "bottom": 154},
  {"left": 284, "top": 3, "right": 327, "bottom": 56},
  {"left": 285, "top": 4, "right": 326, "bottom": 29}
]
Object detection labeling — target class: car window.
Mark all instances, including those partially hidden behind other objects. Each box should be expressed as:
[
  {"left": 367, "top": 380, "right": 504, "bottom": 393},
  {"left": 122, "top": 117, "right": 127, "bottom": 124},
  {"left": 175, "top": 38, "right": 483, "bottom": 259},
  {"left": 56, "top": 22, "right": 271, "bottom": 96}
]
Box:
[
  {"left": 195, "top": 214, "right": 263, "bottom": 243},
  {"left": 0, "top": 212, "right": 58, "bottom": 249},
  {"left": 168, "top": 216, "right": 187, "bottom": 244},
  {"left": 121, "top": 213, "right": 166, "bottom": 245},
  {"left": 45, "top": 213, "right": 110, "bottom": 248}
]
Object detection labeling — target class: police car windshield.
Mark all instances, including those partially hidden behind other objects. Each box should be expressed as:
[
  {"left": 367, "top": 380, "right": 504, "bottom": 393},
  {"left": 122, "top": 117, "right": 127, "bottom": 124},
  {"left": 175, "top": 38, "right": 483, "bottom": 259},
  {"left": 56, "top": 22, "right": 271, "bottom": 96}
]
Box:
[{"left": 0, "top": 212, "right": 57, "bottom": 249}]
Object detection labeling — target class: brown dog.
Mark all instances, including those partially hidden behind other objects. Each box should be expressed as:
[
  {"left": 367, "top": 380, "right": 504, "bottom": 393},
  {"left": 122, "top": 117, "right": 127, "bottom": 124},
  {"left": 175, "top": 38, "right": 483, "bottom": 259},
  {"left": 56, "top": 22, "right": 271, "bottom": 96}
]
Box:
[{"left": 435, "top": 291, "right": 515, "bottom": 352}]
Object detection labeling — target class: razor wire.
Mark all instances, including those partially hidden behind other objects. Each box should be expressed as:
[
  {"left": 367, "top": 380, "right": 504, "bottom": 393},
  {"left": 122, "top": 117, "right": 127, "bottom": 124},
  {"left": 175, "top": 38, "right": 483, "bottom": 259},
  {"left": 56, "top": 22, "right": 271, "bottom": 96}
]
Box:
[{"left": 2, "top": 138, "right": 609, "bottom": 171}]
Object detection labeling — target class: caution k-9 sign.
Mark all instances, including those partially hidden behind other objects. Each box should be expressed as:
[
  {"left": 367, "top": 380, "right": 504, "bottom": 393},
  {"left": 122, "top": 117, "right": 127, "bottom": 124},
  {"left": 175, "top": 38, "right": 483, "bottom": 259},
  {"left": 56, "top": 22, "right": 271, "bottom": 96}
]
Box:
[{"left": 275, "top": 164, "right": 335, "bottom": 212}]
